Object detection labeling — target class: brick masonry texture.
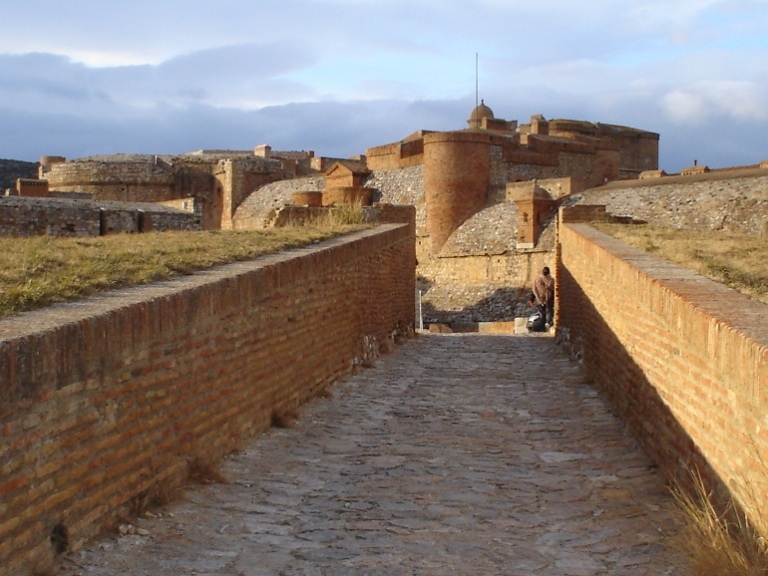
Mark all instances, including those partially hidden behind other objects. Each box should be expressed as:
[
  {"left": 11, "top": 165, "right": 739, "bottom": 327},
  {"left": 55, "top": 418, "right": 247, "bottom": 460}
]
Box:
[
  {"left": 229, "top": 164, "right": 550, "bottom": 322},
  {"left": 557, "top": 217, "right": 768, "bottom": 528},
  {"left": 0, "top": 224, "right": 415, "bottom": 576}
]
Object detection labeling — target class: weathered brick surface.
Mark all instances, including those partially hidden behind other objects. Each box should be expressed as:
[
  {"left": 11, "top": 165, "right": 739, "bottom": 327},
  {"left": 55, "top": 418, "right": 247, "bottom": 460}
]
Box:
[
  {"left": 0, "top": 224, "right": 415, "bottom": 575},
  {"left": 557, "top": 220, "right": 768, "bottom": 528}
]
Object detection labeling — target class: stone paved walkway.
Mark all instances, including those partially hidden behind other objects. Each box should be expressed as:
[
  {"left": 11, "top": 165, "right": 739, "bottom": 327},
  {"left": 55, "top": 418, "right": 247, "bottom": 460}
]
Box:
[{"left": 58, "top": 333, "right": 685, "bottom": 576}]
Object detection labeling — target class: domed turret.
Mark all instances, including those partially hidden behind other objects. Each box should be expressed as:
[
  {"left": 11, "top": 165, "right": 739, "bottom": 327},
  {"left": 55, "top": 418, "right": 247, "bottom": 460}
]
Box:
[{"left": 468, "top": 100, "right": 494, "bottom": 128}]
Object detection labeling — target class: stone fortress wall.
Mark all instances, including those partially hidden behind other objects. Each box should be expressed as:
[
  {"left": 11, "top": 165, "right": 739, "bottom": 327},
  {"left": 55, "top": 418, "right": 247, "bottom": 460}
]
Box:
[
  {"left": 2, "top": 195, "right": 767, "bottom": 576},
  {"left": 39, "top": 153, "right": 287, "bottom": 230},
  {"left": 2, "top": 104, "right": 768, "bottom": 574},
  {"left": 571, "top": 163, "right": 768, "bottom": 234},
  {"left": 9, "top": 102, "right": 768, "bottom": 324},
  {"left": 0, "top": 196, "right": 200, "bottom": 237},
  {"left": 557, "top": 208, "right": 768, "bottom": 542},
  {"left": 34, "top": 148, "right": 359, "bottom": 231},
  {"left": 0, "top": 223, "right": 415, "bottom": 576},
  {"left": 231, "top": 106, "right": 660, "bottom": 324}
]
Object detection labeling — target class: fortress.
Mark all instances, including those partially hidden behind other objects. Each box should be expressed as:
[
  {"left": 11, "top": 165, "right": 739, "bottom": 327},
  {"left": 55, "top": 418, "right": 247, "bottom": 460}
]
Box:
[
  {"left": 1, "top": 104, "right": 768, "bottom": 575},
  {"left": 5, "top": 102, "right": 664, "bottom": 323},
  {"left": 9, "top": 100, "right": 768, "bottom": 324}
]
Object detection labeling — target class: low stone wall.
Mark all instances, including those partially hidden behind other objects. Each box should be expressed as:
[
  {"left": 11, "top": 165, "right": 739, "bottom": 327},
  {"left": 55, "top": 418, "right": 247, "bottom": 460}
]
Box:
[
  {"left": 232, "top": 176, "right": 326, "bottom": 230},
  {"left": 573, "top": 171, "right": 768, "bottom": 234},
  {"left": 0, "top": 197, "right": 200, "bottom": 236},
  {"left": 557, "top": 216, "right": 768, "bottom": 528},
  {"left": 0, "top": 224, "right": 415, "bottom": 575}
]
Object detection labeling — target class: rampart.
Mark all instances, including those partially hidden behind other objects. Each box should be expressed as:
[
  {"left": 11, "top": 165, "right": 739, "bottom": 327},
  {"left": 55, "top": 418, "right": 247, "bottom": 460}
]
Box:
[
  {"left": 41, "top": 156, "right": 177, "bottom": 200},
  {"left": 40, "top": 154, "right": 287, "bottom": 230},
  {"left": 0, "top": 196, "right": 200, "bottom": 236},
  {"left": 573, "top": 168, "right": 768, "bottom": 234},
  {"left": 423, "top": 131, "right": 492, "bottom": 253},
  {"left": 557, "top": 211, "right": 768, "bottom": 529},
  {"left": 0, "top": 224, "right": 415, "bottom": 576}
]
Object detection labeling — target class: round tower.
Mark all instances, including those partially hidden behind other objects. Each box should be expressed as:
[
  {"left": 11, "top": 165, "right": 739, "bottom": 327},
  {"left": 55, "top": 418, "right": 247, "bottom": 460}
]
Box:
[
  {"left": 38, "top": 155, "right": 66, "bottom": 177},
  {"left": 423, "top": 130, "right": 492, "bottom": 253}
]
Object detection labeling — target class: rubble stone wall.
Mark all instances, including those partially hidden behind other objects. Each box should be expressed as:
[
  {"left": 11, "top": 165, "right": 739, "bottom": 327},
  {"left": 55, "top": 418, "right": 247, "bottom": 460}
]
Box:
[
  {"left": 573, "top": 171, "right": 768, "bottom": 233},
  {"left": 0, "top": 224, "right": 415, "bottom": 576},
  {"left": 0, "top": 197, "right": 200, "bottom": 237},
  {"left": 557, "top": 218, "right": 768, "bottom": 528}
]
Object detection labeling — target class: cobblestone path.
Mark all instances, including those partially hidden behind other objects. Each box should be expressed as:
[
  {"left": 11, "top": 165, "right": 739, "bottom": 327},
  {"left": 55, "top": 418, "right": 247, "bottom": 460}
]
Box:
[{"left": 58, "top": 333, "right": 685, "bottom": 575}]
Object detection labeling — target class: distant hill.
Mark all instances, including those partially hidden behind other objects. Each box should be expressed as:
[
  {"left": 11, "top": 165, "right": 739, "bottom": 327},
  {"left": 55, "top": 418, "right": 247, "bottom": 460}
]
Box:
[{"left": 0, "top": 159, "right": 39, "bottom": 191}]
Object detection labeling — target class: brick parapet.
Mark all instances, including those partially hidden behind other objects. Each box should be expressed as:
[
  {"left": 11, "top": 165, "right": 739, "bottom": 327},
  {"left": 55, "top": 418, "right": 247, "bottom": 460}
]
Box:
[
  {"left": 0, "top": 224, "right": 415, "bottom": 575},
  {"left": 557, "top": 221, "right": 768, "bottom": 529}
]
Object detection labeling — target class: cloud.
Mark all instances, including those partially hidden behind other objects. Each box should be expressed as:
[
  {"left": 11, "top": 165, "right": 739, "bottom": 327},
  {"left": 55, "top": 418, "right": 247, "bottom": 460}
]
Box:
[
  {"left": 662, "top": 80, "right": 768, "bottom": 124},
  {"left": 1, "top": 0, "right": 768, "bottom": 175},
  {"left": 661, "top": 90, "right": 711, "bottom": 124},
  {"left": 0, "top": 42, "right": 320, "bottom": 115}
]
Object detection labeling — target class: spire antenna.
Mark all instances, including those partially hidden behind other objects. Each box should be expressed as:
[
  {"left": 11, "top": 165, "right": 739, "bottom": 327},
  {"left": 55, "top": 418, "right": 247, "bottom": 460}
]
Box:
[{"left": 475, "top": 53, "right": 479, "bottom": 112}]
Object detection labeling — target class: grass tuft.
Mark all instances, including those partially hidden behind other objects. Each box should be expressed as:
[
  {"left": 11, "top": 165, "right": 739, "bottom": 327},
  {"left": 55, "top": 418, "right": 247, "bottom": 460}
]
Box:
[
  {"left": 304, "top": 201, "right": 366, "bottom": 229},
  {"left": 671, "top": 471, "right": 768, "bottom": 576},
  {"left": 271, "top": 407, "right": 299, "bottom": 429},
  {"left": 316, "top": 386, "right": 334, "bottom": 399},
  {"left": 188, "top": 457, "right": 228, "bottom": 485},
  {"left": 151, "top": 477, "right": 184, "bottom": 507}
]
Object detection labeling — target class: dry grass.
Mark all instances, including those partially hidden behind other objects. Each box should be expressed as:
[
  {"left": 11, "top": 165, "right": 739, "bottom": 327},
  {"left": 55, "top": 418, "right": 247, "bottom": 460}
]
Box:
[
  {"left": 188, "top": 456, "right": 228, "bottom": 485},
  {"left": 593, "top": 224, "right": 768, "bottom": 304},
  {"left": 671, "top": 472, "right": 768, "bottom": 575},
  {"left": 0, "top": 224, "right": 366, "bottom": 317},
  {"left": 270, "top": 407, "right": 299, "bottom": 429},
  {"left": 318, "top": 202, "right": 367, "bottom": 227},
  {"left": 150, "top": 476, "right": 185, "bottom": 507}
]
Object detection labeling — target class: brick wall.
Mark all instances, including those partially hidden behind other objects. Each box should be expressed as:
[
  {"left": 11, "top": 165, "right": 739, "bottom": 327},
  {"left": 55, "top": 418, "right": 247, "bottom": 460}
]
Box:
[
  {"left": 423, "top": 131, "right": 491, "bottom": 253},
  {"left": 557, "top": 216, "right": 768, "bottom": 528},
  {"left": 0, "top": 224, "right": 415, "bottom": 575}
]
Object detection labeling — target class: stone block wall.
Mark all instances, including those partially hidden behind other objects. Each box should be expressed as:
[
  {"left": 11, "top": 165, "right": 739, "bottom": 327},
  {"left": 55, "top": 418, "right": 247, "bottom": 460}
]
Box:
[
  {"left": 231, "top": 176, "right": 326, "bottom": 230},
  {"left": 15, "top": 179, "right": 49, "bottom": 198},
  {"left": 365, "top": 141, "right": 424, "bottom": 170},
  {"left": 0, "top": 224, "right": 415, "bottom": 575},
  {"left": 43, "top": 159, "right": 177, "bottom": 201},
  {"left": 557, "top": 217, "right": 768, "bottom": 528},
  {"left": 0, "top": 197, "right": 101, "bottom": 237},
  {"left": 0, "top": 197, "right": 200, "bottom": 237}
]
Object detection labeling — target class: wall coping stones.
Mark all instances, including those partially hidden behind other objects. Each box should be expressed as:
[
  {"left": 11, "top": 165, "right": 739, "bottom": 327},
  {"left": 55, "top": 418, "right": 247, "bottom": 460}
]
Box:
[
  {"left": 0, "top": 224, "right": 406, "bottom": 342},
  {"left": 566, "top": 223, "right": 768, "bottom": 344}
]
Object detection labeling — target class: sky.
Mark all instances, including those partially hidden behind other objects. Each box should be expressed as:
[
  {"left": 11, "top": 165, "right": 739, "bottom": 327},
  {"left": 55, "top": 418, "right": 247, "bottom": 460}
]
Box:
[{"left": 1, "top": 0, "right": 767, "bottom": 173}]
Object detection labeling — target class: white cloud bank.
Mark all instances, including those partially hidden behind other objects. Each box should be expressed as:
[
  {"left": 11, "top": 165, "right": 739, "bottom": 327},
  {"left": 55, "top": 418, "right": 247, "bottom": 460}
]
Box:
[{"left": 0, "top": 0, "right": 767, "bottom": 172}]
